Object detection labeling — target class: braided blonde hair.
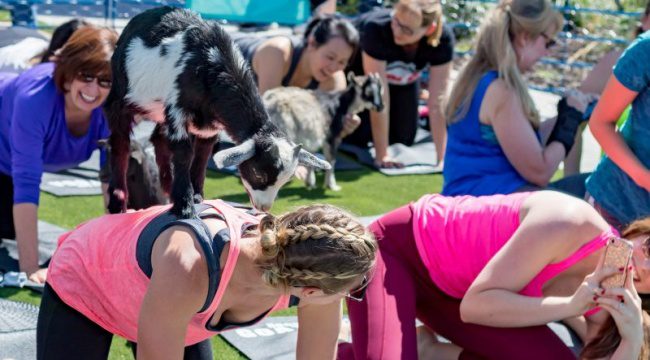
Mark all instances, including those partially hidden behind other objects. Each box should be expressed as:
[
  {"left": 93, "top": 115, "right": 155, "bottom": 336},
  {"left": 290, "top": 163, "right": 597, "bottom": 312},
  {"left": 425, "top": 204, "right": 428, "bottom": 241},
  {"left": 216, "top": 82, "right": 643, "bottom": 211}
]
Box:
[{"left": 257, "top": 204, "right": 377, "bottom": 294}]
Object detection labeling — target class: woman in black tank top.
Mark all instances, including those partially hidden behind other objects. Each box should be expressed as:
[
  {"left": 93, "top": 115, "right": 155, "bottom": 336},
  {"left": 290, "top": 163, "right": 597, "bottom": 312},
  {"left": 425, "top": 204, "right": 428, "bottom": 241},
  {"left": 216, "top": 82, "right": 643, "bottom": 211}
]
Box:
[{"left": 232, "top": 14, "right": 359, "bottom": 95}]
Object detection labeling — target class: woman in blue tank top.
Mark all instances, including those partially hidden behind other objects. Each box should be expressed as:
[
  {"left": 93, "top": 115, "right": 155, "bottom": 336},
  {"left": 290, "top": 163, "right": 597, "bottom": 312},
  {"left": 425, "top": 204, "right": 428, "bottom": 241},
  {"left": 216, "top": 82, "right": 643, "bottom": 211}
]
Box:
[{"left": 442, "top": 0, "right": 591, "bottom": 197}]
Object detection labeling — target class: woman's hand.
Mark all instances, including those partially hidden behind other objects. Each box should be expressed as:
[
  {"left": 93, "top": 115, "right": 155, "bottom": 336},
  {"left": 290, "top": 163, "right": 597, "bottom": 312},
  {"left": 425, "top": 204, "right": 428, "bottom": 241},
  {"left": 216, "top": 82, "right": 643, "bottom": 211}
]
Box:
[
  {"left": 340, "top": 114, "right": 361, "bottom": 139},
  {"left": 28, "top": 268, "right": 48, "bottom": 284},
  {"left": 596, "top": 269, "right": 644, "bottom": 346},
  {"left": 374, "top": 155, "right": 404, "bottom": 169},
  {"left": 565, "top": 89, "right": 598, "bottom": 114},
  {"left": 569, "top": 260, "right": 621, "bottom": 315}
]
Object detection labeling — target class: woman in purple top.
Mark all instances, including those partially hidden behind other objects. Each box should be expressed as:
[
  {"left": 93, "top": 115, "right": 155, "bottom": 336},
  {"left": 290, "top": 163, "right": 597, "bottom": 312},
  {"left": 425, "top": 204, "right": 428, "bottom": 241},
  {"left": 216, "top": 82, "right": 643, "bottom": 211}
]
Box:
[{"left": 0, "top": 26, "right": 117, "bottom": 283}]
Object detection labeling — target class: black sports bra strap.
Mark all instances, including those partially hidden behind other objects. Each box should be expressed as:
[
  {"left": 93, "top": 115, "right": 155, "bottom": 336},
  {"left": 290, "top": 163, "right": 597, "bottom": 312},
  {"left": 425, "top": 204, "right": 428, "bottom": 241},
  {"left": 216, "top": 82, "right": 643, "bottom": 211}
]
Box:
[{"left": 136, "top": 203, "right": 229, "bottom": 313}]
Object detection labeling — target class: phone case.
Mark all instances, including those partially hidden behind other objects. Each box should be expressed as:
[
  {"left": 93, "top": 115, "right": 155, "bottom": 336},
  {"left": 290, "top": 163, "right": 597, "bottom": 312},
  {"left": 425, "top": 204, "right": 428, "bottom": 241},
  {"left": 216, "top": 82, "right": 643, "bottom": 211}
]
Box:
[{"left": 601, "top": 237, "right": 633, "bottom": 289}]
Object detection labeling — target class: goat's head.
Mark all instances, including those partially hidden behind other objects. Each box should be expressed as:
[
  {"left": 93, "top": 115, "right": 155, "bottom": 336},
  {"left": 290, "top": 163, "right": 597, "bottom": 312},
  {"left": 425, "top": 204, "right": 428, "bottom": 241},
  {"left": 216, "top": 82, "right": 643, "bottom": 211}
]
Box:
[
  {"left": 347, "top": 72, "right": 384, "bottom": 112},
  {"left": 212, "top": 135, "right": 330, "bottom": 212}
]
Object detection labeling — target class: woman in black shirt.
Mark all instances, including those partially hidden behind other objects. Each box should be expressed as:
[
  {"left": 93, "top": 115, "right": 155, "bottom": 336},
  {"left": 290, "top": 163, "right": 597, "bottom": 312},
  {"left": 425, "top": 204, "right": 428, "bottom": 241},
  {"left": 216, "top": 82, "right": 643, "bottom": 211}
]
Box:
[{"left": 346, "top": 0, "right": 454, "bottom": 168}]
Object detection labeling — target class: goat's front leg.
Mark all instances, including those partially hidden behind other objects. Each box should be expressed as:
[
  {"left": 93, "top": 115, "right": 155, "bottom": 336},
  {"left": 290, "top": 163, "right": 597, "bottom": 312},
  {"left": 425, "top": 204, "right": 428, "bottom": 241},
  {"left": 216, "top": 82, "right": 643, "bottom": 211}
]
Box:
[
  {"left": 304, "top": 167, "right": 316, "bottom": 190},
  {"left": 150, "top": 124, "right": 172, "bottom": 197},
  {"left": 190, "top": 135, "right": 218, "bottom": 204},
  {"left": 169, "top": 137, "right": 195, "bottom": 218},
  {"left": 106, "top": 104, "right": 134, "bottom": 213},
  {"left": 322, "top": 138, "right": 341, "bottom": 191},
  {"left": 166, "top": 109, "right": 195, "bottom": 219}
]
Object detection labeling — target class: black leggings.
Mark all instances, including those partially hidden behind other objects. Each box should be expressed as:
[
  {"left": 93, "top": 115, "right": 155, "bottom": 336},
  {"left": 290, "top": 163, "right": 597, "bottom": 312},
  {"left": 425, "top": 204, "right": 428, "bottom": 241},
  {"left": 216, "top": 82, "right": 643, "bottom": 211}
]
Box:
[
  {"left": 344, "top": 83, "right": 419, "bottom": 148},
  {"left": 37, "top": 283, "right": 213, "bottom": 360},
  {"left": 0, "top": 172, "right": 15, "bottom": 239}
]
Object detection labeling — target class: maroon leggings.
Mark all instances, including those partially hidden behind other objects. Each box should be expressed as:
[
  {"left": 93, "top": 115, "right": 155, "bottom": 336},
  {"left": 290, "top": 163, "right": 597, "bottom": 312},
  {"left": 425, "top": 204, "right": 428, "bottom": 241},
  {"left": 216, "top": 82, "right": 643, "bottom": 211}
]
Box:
[{"left": 338, "top": 205, "right": 577, "bottom": 360}]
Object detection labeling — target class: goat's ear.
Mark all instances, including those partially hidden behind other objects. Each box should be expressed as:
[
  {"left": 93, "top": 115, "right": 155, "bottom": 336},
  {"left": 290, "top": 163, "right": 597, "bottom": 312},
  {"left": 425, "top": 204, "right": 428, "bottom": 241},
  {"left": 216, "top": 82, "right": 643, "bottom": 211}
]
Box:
[
  {"left": 293, "top": 144, "right": 303, "bottom": 158},
  {"left": 346, "top": 71, "right": 356, "bottom": 84},
  {"left": 297, "top": 148, "right": 331, "bottom": 170},
  {"left": 213, "top": 138, "right": 256, "bottom": 168}
]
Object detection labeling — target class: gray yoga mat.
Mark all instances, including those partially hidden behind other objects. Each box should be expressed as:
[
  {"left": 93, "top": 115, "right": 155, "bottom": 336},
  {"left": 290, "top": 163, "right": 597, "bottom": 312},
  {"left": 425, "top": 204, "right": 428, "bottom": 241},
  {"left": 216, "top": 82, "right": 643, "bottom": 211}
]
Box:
[
  {"left": 220, "top": 316, "right": 582, "bottom": 359},
  {"left": 0, "top": 220, "right": 65, "bottom": 274},
  {"left": 39, "top": 121, "right": 159, "bottom": 197},
  {"left": 40, "top": 150, "right": 103, "bottom": 196},
  {"left": 340, "top": 129, "right": 442, "bottom": 175},
  {"left": 0, "top": 299, "right": 39, "bottom": 360}
]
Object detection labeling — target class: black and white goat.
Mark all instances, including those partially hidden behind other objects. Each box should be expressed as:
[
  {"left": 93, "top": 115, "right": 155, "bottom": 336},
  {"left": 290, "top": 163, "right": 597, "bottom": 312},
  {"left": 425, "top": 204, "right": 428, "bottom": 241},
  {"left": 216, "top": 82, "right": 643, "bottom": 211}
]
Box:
[
  {"left": 263, "top": 73, "right": 383, "bottom": 191},
  {"left": 105, "top": 7, "right": 329, "bottom": 218}
]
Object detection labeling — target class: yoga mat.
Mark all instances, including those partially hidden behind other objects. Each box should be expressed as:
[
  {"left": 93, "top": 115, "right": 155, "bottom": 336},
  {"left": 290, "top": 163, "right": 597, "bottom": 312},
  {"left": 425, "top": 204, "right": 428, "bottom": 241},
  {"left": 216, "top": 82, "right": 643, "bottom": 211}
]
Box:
[
  {"left": 220, "top": 316, "right": 582, "bottom": 359},
  {"left": 0, "top": 220, "right": 65, "bottom": 273},
  {"left": 0, "top": 299, "right": 39, "bottom": 360},
  {"left": 40, "top": 121, "right": 159, "bottom": 197},
  {"left": 339, "top": 129, "right": 442, "bottom": 175}
]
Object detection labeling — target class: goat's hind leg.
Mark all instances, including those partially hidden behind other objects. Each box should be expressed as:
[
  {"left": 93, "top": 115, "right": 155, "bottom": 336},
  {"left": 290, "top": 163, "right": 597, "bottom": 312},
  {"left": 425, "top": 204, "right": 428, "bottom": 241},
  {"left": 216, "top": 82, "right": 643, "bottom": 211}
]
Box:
[{"left": 189, "top": 135, "right": 218, "bottom": 204}]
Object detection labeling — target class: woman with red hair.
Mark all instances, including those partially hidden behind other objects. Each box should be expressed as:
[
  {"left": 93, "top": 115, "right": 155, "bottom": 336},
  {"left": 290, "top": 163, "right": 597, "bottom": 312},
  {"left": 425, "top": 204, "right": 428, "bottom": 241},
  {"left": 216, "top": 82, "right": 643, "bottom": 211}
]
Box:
[{"left": 0, "top": 25, "right": 117, "bottom": 283}]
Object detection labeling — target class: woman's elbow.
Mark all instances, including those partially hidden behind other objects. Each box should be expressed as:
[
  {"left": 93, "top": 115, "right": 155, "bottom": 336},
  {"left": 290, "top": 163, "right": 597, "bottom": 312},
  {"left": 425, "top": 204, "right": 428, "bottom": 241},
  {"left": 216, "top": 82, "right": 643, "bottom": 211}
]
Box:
[
  {"left": 518, "top": 167, "right": 552, "bottom": 187},
  {"left": 459, "top": 297, "right": 482, "bottom": 324}
]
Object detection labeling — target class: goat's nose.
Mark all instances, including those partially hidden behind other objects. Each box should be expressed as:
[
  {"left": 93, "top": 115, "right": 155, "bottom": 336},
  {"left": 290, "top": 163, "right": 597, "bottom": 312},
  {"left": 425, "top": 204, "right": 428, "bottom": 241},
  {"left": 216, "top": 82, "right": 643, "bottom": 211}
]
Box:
[{"left": 253, "top": 201, "right": 271, "bottom": 213}]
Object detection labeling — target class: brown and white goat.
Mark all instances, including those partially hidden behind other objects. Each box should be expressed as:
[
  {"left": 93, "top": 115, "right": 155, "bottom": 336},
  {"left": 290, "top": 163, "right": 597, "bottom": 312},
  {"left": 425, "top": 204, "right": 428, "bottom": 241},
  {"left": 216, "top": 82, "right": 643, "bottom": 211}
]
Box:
[{"left": 104, "top": 6, "right": 329, "bottom": 218}]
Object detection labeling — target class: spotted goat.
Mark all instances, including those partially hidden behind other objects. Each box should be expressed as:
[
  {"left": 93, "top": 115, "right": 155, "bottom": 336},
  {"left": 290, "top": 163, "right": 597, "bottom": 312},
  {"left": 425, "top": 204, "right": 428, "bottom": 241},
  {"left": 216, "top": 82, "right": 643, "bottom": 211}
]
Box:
[{"left": 104, "top": 7, "right": 329, "bottom": 218}]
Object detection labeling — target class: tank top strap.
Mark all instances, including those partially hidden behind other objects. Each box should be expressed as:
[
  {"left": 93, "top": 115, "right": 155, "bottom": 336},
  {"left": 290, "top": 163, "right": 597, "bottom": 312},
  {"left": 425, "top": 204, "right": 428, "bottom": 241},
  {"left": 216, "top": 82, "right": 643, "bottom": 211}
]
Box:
[
  {"left": 136, "top": 203, "right": 227, "bottom": 313},
  {"left": 282, "top": 35, "right": 319, "bottom": 89},
  {"left": 520, "top": 226, "right": 619, "bottom": 297},
  {"left": 468, "top": 71, "right": 498, "bottom": 118}
]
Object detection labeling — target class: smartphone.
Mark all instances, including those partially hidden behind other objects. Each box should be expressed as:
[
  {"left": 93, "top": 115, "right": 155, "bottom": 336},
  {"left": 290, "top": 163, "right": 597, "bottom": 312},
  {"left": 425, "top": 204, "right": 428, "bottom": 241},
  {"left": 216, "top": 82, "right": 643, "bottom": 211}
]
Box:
[{"left": 601, "top": 237, "right": 633, "bottom": 289}]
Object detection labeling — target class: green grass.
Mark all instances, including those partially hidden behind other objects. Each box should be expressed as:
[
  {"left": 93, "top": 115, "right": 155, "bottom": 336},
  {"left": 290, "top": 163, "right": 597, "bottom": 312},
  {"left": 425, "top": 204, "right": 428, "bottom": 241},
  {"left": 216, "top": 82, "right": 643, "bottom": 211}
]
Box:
[{"left": 7, "top": 167, "right": 444, "bottom": 359}]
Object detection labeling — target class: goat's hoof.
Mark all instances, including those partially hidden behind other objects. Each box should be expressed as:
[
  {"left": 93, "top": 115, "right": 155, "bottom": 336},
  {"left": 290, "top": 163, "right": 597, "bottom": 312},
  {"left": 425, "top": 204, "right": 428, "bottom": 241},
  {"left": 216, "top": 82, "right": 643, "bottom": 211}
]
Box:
[
  {"left": 171, "top": 203, "right": 196, "bottom": 219},
  {"left": 327, "top": 184, "right": 342, "bottom": 192},
  {"left": 192, "top": 193, "right": 204, "bottom": 204},
  {"left": 107, "top": 190, "right": 127, "bottom": 214}
]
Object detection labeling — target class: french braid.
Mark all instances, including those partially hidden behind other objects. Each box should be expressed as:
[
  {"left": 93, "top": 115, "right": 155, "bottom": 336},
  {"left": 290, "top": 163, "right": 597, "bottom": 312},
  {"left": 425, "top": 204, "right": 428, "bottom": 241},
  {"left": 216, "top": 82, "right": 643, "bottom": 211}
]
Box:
[{"left": 257, "top": 204, "right": 377, "bottom": 293}]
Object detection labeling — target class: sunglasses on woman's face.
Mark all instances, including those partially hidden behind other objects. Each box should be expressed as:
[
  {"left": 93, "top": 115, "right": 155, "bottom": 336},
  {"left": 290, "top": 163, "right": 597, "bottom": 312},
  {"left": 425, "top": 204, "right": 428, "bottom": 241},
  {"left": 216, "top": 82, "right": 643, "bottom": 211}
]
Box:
[
  {"left": 540, "top": 33, "right": 557, "bottom": 49},
  {"left": 391, "top": 13, "right": 419, "bottom": 37},
  {"left": 77, "top": 72, "right": 112, "bottom": 89},
  {"left": 344, "top": 275, "right": 369, "bottom": 302}
]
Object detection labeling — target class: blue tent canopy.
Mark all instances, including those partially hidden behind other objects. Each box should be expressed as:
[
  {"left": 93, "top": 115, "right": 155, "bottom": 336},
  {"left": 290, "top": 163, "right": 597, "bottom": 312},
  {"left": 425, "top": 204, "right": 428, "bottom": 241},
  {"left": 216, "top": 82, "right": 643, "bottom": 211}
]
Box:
[{"left": 186, "top": 0, "right": 311, "bottom": 25}]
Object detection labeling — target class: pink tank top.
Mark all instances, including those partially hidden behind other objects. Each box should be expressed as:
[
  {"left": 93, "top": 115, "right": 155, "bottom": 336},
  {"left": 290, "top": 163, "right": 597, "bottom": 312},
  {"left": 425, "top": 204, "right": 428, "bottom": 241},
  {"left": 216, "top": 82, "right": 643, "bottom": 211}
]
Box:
[
  {"left": 411, "top": 192, "right": 617, "bottom": 300},
  {"left": 47, "top": 200, "right": 291, "bottom": 345}
]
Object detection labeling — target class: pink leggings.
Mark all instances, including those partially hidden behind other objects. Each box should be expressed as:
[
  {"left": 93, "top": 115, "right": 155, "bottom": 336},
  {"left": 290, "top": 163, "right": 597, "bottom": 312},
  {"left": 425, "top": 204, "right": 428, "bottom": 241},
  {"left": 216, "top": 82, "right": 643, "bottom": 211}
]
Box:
[{"left": 338, "top": 205, "right": 577, "bottom": 360}]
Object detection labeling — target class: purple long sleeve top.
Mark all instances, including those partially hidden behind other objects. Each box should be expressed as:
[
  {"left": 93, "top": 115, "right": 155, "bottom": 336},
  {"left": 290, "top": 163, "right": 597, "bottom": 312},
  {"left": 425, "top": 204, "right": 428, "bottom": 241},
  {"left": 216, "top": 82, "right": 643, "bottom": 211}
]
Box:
[{"left": 0, "top": 63, "right": 109, "bottom": 205}]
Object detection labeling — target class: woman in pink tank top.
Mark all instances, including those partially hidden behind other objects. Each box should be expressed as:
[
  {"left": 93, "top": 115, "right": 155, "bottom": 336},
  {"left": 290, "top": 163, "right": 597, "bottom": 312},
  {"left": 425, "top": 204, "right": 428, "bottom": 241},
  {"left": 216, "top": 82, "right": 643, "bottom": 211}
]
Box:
[
  {"left": 37, "top": 200, "right": 377, "bottom": 360},
  {"left": 339, "top": 191, "right": 650, "bottom": 360}
]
